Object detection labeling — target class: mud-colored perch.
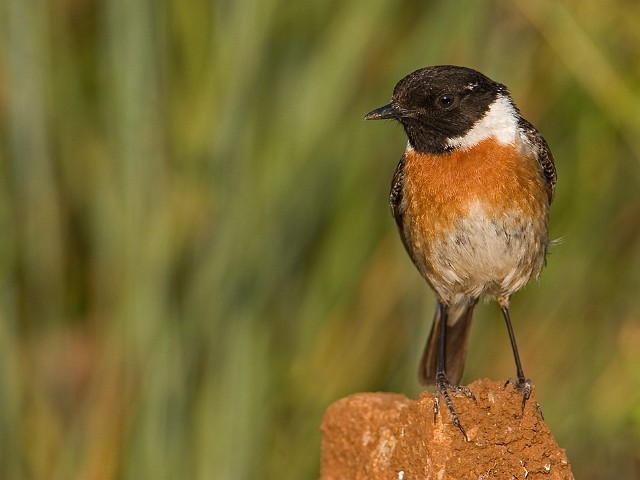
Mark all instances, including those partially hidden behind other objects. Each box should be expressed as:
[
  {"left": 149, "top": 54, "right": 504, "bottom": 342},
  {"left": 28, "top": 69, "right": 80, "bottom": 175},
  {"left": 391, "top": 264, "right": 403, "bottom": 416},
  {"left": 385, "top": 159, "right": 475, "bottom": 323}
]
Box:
[{"left": 320, "top": 379, "right": 573, "bottom": 479}]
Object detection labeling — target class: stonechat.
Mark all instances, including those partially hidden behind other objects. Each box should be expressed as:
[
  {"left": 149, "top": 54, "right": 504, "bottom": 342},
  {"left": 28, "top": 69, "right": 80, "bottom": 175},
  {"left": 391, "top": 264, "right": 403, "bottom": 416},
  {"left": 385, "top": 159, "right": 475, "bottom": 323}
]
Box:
[{"left": 365, "top": 65, "right": 556, "bottom": 437}]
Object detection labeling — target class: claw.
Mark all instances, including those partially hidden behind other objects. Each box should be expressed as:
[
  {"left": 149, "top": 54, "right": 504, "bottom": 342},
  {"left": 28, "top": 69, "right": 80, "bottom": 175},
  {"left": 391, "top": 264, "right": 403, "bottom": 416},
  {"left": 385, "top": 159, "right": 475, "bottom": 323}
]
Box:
[
  {"left": 505, "top": 377, "right": 532, "bottom": 414},
  {"left": 434, "top": 374, "right": 475, "bottom": 440}
]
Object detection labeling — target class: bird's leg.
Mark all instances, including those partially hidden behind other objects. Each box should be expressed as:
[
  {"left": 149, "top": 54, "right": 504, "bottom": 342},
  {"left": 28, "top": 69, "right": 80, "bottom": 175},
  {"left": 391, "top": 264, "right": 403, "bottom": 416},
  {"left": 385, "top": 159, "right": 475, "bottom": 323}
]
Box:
[
  {"left": 498, "top": 296, "right": 531, "bottom": 413},
  {"left": 433, "top": 302, "right": 475, "bottom": 440}
]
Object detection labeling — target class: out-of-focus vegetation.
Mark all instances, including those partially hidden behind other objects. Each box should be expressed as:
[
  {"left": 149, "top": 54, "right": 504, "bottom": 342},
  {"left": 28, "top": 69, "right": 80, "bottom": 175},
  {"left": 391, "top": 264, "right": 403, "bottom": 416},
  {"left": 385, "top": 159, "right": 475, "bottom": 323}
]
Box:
[{"left": 1, "top": 0, "right": 639, "bottom": 478}]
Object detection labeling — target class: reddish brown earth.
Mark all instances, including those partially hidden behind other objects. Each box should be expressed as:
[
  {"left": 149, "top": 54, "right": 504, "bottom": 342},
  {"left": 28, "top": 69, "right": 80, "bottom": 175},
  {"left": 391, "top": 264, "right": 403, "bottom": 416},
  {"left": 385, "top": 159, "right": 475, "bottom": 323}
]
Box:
[{"left": 320, "top": 379, "right": 573, "bottom": 480}]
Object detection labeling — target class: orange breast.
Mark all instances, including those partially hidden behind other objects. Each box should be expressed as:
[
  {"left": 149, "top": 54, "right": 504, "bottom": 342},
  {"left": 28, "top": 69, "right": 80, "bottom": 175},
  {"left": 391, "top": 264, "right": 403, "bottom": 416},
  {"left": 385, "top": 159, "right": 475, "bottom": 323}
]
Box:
[
  {"left": 402, "top": 138, "right": 546, "bottom": 239},
  {"left": 399, "top": 138, "right": 550, "bottom": 301}
]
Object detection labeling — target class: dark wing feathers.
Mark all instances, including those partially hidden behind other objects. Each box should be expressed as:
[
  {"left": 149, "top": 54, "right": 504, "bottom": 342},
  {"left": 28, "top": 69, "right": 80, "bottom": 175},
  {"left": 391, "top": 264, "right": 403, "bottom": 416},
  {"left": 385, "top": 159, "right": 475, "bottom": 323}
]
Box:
[
  {"left": 519, "top": 118, "right": 557, "bottom": 203},
  {"left": 389, "top": 154, "right": 422, "bottom": 269},
  {"left": 389, "top": 154, "right": 406, "bottom": 228}
]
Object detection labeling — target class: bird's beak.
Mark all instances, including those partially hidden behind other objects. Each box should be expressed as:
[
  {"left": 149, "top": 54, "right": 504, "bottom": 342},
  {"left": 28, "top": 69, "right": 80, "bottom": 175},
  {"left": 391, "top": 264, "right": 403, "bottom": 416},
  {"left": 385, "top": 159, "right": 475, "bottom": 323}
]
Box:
[{"left": 364, "top": 102, "right": 398, "bottom": 120}]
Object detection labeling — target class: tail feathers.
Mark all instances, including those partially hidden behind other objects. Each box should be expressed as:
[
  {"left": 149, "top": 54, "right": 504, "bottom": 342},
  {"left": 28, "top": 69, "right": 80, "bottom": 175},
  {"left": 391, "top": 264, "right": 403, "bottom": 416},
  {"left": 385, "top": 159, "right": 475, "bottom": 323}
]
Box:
[{"left": 418, "top": 300, "right": 478, "bottom": 386}]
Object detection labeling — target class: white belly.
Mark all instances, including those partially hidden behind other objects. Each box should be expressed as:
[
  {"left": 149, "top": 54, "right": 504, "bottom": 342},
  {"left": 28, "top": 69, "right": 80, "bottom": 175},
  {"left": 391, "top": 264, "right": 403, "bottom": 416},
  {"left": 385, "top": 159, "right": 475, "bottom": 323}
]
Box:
[{"left": 423, "top": 202, "right": 547, "bottom": 304}]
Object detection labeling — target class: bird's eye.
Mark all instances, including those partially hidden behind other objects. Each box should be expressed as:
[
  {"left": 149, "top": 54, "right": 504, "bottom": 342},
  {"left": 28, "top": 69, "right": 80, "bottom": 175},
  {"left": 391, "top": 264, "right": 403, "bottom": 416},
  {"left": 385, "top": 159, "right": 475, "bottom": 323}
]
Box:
[{"left": 437, "top": 93, "right": 456, "bottom": 109}]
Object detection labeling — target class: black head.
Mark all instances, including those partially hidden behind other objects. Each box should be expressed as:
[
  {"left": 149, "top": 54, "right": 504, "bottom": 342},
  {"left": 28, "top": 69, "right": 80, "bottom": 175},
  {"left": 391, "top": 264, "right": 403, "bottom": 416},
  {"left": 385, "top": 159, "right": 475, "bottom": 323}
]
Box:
[{"left": 365, "top": 65, "right": 514, "bottom": 153}]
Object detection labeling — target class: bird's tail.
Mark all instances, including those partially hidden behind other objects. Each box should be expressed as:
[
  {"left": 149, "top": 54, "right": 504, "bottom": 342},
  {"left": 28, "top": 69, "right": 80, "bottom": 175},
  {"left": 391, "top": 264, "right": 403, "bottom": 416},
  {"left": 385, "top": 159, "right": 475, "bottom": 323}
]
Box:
[{"left": 418, "top": 300, "right": 478, "bottom": 386}]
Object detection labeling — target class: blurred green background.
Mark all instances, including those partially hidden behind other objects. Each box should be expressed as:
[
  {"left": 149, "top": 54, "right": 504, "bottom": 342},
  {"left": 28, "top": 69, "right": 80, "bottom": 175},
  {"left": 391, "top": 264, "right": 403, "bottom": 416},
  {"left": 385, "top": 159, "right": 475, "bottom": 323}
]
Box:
[{"left": 1, "top": 0, "right": 639, "bottom": 478}]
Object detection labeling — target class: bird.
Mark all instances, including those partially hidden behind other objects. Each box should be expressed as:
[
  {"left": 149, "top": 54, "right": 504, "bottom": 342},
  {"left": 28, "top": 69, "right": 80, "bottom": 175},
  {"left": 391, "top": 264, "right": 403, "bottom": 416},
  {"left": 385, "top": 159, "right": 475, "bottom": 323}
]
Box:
[{"left": 365, "top": 65, "right": 556, "bottom": 438}]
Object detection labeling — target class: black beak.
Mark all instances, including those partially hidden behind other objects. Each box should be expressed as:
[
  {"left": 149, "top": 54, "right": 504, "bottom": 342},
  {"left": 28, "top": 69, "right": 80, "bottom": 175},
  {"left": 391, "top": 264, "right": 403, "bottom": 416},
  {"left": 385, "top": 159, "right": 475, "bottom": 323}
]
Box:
[{"left": 364, "top": 102, "right": 398, "bottom": 120}]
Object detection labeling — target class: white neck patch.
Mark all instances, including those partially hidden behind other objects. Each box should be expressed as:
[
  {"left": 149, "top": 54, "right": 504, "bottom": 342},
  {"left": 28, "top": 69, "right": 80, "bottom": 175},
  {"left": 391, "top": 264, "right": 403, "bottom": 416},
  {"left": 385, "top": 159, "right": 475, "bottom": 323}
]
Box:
[{"left": 445, "top": 95, "right": 519, "bottom": 150}]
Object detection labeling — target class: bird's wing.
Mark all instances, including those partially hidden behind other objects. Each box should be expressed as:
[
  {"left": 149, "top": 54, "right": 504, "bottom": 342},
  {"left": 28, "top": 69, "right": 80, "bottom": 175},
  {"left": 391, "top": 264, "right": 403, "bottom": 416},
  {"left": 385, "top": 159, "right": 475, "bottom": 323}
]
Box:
[
  {"left": 519, "top": 118, "right": 557, "bottom": 204},
  {"left": 389, "top": 154, "right": 422, "bottom": 269}
]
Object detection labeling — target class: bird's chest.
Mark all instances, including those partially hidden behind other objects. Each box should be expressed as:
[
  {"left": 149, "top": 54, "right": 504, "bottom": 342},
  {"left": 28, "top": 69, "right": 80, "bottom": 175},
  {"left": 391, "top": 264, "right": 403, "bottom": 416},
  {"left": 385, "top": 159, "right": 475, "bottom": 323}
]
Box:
[{"left": 398, "top": 140, "right": 548, "bottom": 300}]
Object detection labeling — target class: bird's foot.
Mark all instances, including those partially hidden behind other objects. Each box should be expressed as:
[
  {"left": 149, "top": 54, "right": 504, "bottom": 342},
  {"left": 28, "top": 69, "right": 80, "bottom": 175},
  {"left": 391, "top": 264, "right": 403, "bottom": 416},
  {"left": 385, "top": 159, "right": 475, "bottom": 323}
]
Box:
[
  {"left": 504, "top": 377, "right": 532, "bottom": 414},
  {"left": 433, "top": 374, "right": 475, "bottom": 440}
]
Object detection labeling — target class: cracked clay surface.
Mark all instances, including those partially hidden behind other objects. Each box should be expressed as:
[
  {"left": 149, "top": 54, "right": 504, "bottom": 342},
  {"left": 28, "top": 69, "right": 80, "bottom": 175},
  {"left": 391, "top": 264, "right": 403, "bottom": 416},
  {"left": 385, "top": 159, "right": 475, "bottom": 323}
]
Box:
[{"left": 320, "top": 379, "right": 574, "bottom": 480}]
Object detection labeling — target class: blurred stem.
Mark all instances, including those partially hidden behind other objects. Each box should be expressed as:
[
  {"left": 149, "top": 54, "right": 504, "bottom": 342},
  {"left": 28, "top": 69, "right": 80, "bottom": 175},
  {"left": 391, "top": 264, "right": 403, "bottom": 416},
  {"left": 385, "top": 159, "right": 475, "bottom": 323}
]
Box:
[{"left": 514, "top": 0, "right": 640, "bottom": 157}]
